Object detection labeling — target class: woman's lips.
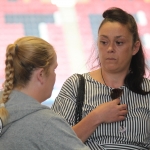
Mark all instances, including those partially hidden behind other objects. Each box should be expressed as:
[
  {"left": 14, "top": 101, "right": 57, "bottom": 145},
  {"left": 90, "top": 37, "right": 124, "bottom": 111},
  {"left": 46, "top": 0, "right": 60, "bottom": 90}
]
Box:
[{"left": 106, "top": 58, "right": 116, "bottom": 60}]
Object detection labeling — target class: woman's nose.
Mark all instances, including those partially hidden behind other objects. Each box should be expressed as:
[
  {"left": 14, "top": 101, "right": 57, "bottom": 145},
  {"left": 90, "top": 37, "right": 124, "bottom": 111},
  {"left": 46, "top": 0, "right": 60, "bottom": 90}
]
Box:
[{"left": 107, "top": 43, "right": 115, "bottom": 53}]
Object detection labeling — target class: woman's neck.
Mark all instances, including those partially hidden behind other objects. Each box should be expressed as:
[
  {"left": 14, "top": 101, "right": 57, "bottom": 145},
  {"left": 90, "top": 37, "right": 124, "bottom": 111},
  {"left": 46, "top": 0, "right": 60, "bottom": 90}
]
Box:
[
  {"left": 90, "top": 68, "right": 128, "bottom": 88},
  {"left": 101, "top": 68, "right": 129, "bottom": 88}
]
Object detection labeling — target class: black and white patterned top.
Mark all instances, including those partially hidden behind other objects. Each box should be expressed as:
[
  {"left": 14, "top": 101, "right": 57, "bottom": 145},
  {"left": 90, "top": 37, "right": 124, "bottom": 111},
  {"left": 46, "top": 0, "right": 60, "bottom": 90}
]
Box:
[{"left": 51, "top": 73, "right": 150, "bottom": 150}]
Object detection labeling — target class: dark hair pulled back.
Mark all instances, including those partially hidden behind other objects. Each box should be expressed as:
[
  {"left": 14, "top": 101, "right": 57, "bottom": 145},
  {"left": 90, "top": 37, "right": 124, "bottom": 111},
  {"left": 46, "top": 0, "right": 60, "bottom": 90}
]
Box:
[{"left": 98, "top": 7, "right": 150, "bottom": 95}]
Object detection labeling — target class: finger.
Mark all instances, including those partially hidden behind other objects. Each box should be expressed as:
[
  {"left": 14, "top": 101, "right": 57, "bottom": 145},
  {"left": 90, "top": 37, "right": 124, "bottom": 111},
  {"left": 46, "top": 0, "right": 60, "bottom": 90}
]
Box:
[
  {"left": 118, "top": 116, "right": 126, "bottom": 121},
  {"left": 117, "top": 104, "right": 127, "bottom": 110},
  {"left": 113, "top": 99, "right": 121, "bottom": 104},
  {"left": 119, "top": 110, "right": 128, "bottom": 116},
  {"left": 120, "top": 104, "right": 127, "bottom": 110}
]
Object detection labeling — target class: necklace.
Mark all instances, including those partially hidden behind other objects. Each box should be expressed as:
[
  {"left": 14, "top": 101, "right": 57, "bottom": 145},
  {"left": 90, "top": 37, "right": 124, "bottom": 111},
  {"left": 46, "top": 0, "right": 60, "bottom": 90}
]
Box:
[
  {"left": 101, "top": 69, "right": 123, "bottom": 99},
  {"left": 101, "top": 69, "right": 126, "bottom": 133}
]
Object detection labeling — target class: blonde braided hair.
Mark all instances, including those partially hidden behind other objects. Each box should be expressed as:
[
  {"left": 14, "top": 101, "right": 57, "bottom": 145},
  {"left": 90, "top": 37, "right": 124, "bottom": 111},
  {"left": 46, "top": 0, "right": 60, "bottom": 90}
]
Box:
[
  {"left": 0, "top": 36, "right": 55, "bottom": 125},
  {"left": 0, "top": 44, "right": 15, "bottom": 124}
]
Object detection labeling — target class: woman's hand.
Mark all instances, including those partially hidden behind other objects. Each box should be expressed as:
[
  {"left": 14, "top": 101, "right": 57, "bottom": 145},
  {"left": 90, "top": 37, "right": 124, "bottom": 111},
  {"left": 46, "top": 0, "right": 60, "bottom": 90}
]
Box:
[
  {"left": 73, "top": 99, "right": 128, "bottom": 142},
  {"left": 92, "top": 99, "right": 128, "bottom": 125}
]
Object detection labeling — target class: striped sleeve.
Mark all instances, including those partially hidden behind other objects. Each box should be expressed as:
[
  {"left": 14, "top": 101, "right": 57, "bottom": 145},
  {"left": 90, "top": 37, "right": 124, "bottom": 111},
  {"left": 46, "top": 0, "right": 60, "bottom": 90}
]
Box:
[{"left": 51, "top": 74, "right": 80, "bottom": 126}]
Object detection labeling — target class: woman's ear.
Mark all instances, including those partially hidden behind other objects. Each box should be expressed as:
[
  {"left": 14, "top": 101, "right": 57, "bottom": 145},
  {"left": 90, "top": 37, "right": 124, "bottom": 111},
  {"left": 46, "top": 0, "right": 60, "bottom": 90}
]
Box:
[
  {"left": 37, "top": 68, "right": 45, "bottom": 85},
  {"left": 132, "top": 41, "right": 140, "bottom": 56}
]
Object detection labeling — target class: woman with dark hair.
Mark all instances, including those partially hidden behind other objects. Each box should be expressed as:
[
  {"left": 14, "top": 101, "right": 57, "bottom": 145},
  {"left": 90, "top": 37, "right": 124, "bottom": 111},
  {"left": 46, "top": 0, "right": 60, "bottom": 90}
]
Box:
[
  {"left": 51, "top": 7, "right": 150, "bottom": 149},
  {"left": 0, "top": 36, "right": 90, "bottom": 150}
]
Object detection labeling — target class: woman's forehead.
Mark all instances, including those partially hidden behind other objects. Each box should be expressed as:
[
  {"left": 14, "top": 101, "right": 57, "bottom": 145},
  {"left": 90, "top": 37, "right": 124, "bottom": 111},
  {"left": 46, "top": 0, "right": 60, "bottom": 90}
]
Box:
[{"left": 98, "top": 22, "right": 132, "bottom": 38}]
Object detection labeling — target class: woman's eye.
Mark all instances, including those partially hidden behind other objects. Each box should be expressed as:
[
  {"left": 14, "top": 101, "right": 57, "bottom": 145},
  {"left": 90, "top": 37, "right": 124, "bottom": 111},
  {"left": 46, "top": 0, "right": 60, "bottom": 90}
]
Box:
[
  {"left": 100, "top": 41, "right": 107, "bottom": 45},
  {"left": 116, "top": 41, "right": 123, "bottom": 45}
]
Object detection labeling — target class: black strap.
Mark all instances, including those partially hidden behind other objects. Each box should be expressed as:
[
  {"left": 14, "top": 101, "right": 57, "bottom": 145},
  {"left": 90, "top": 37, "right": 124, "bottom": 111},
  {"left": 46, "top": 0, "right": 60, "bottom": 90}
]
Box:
[{"left": 75, "top": 74, "right": 85, "bottom": 124}]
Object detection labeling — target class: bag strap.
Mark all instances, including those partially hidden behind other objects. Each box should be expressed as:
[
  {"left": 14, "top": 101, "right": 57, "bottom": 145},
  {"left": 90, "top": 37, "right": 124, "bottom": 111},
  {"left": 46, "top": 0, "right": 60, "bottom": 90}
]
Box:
[{"left": 75, "top": 74, "right": 85, "bottom": 124}]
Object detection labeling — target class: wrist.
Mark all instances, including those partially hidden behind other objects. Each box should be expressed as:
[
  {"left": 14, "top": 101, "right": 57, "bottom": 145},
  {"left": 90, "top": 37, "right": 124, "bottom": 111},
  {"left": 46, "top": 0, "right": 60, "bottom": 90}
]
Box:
[{"left": 88, "top": 109, "right": 104, "bottom": 126}]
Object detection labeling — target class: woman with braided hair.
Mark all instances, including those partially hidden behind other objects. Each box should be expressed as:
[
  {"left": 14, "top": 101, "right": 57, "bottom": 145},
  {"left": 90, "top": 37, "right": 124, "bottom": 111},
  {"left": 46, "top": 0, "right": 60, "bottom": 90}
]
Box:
[
  {"left": 0, "top": 36, "right": 90, "bottom": 150},
  {"left": 51, "top": 7, "right": 150, "bottom": 149}
]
